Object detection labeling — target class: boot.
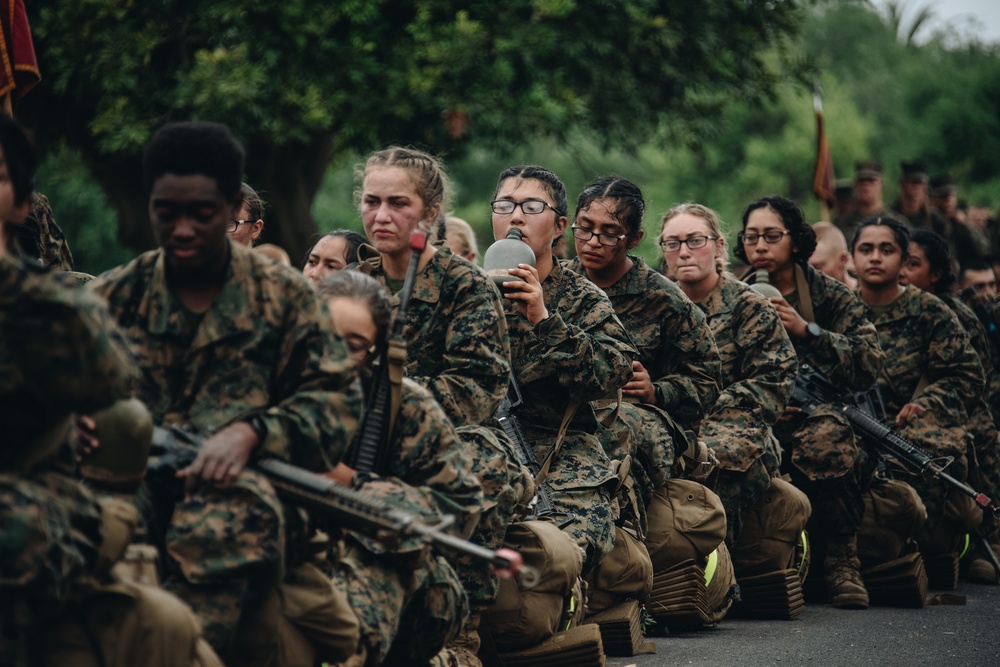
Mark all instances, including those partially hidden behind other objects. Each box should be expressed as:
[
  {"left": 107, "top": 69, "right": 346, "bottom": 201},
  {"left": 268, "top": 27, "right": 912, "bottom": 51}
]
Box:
[
  {"left": 441, "top": 611, "right": 482, "bottom": 667},
  {"left": 823, "top": 535, "right": 869, "bottom": 610}
]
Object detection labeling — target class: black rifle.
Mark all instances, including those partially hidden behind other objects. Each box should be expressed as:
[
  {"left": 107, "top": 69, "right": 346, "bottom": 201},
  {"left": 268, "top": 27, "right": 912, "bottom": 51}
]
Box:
[
  {"left": 792, "top": 364, "right": 1000, "bottom": 572},
  {"left": 149, "top": 425, "right": 534, "bottom": 584},
  {"left": 495, "top": 373, "right": 557, "bottom": 519},
  {"left": 347, "top": 231, "right": 427, "bottom": 476}
]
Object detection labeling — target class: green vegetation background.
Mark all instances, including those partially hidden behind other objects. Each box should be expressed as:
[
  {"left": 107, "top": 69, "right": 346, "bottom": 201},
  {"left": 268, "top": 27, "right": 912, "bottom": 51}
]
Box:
[{"left": 36, "top": 1, "right": 1000, "bottom": 274}]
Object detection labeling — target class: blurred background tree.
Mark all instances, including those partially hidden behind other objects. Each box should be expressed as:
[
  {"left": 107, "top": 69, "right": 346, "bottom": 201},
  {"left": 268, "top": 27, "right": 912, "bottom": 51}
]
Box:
[
  {"left": 19, "top": 0, "right": 1000, "bottom": 274},
  {"left": 22, "top": 0, "right": 801, "bottom": 271}
]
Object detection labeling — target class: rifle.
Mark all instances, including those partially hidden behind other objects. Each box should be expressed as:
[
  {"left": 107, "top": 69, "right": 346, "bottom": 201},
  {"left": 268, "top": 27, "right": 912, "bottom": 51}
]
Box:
[
  {"left": 495, "top": 372, "right": 557, "bottom": 519},
  {"left": 148, "top": 425, "right": 535, "bottom": 585},
  {"left": 791, "top": 364, "right": 1000, "bottom": 573},
  {"left": 347, "top": 231, "right": 427, "bottom": 476}
]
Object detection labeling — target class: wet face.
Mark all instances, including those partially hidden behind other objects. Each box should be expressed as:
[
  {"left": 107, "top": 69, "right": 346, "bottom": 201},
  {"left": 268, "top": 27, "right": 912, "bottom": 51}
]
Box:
[
  {"left": 227, "top": 202, "right": 264, "bottom": 246},
  {"left": 304, "top": 235, "right": 349, "bottom": 286},
  {"left": 573, "top": 198, "right": 636, "bottom": 273},
  {"left": 660, "top": 213, "right": 722, "bottom": 287},
  {"left": 852, "top": 224, "right": 903, "bottom": 289},
  {"left": 743, "top": 207, "right": 795, "bottom": 273},
  {"left": 899, "top": 242, "right": 937, "bottom": 291},
  {"left": 149, "top": 173, "right": 237, "bottom": 274},
  {"left": 361, "top": 167, "right": 436, "bottom": 260},
  {"left": 326, "top": 297, "right": 378, "bottom": 367},
  {"left": 491, "top": 177, "right": 566, "bottom": 260}
]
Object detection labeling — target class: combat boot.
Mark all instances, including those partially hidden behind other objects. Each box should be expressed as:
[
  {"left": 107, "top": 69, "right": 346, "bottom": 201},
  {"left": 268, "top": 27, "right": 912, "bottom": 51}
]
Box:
[
  {"left": 441, "top": 611, "right": 482, "bottom": 667},
  {"left": 824, "top": 535, "right": 869, "bottom": 610}
]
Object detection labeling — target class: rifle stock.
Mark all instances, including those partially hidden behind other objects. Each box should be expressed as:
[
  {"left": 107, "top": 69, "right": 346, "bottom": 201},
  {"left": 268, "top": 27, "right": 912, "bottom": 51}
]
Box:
[{"left": 149, "top": 425, "right": 535, "bottom": 585}]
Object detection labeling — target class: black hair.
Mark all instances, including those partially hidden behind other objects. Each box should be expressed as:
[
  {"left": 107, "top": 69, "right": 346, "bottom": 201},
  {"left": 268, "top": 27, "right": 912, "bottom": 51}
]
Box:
[
  {"left": 314, "top": 270, "right": 391, "bottom": 352},
  {"left": 908, "top": 229, "right": 956, "bottom": 295},
  {"left": 735, "top": 196, "right": 816, "bottom": 265},
  {"left": 494, "top": 165, "right": 568, "bottom": 217},
  {"left": 849, "top": 216, "right": 910, "bottom": 258},
  {"left": 143, "top": 121, "right": 245, "bottom": 202},
  {"left": 0, "top": 115, "right": 36, "bottom": 206},
  {"left": 303, "top": 229, "right": 368, "bottom": 268},
  {"left": 574, "top": 175, "right": 645, "bottom": 236},
  {"left": 240, "top": 182, "right": 266, "bottom": 221}
]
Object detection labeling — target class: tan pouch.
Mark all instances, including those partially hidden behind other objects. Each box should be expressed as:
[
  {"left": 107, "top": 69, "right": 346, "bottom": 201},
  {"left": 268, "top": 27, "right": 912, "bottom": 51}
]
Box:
[
  {"left": 857, "top": 476, "right": 927, "bottom": 567},
  {"left": 731, "top": 477, "right": 812, "bottom": 576},
  {"left": 643, "top": 478, "right": 726, "bottom": 571},
  {"left": 585, "top": 526, "right": 653, "bottom": 614}
]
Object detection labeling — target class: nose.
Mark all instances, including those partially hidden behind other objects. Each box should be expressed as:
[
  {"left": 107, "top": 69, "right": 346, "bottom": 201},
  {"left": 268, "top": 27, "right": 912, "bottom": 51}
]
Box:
[
  {"left": 584, "top": 232, "right": 602, "bottom": 248},
  {"left": 375, "top": 201, "right": 393, "bottom": 222},
  {"left": 172, "top": 215, "right": 198, "bottom": 241}
]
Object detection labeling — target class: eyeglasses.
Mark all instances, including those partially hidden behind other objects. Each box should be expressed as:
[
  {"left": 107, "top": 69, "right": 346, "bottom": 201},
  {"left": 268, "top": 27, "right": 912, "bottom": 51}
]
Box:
[
  {"left": 739, "top": 230, "right": 791, "bottom": 245},
  {"left": 491, "top": 199, "right": 557, "bottom": 215},
  {"left": 659, "top": 235, "right": 718, "bottom": 253},
  {"left": 227, "top": 219, "right": 253, "bottom": 233},
  {"left": 571, "top": 226, "right": 628, "bottom": 247}
]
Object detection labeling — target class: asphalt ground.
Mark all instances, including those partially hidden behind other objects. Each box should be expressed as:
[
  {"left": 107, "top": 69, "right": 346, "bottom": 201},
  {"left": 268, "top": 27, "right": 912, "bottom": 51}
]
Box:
[{"left": 606, "top": 581, "right": 999, "bottom": 667}]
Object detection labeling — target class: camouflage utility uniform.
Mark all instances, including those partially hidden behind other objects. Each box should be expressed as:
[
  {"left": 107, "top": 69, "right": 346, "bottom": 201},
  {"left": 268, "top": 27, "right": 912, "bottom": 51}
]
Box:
[
  {"left": 566, "top": 256, "right": 721, "bottom": 508},
  {"left": 91, "top": 242, "right": 362, "bottom": 655},
  {"left": 869, "top": 286, "right": 984, "bottom": 552},
  {"left": 746, "top": 265, "right": 883, "bottom": 553},
  {"left": 506, "top": 260, "right": 635, "bottom": 570},
  {"left": 0, "top": 252, "right": 218, "bottom": 667},
  {"left": 331, "top": 377, "right": 482, "bottom": 664},
  {"left": 695, "top": 273, "right": 797, "bottom": 545}
]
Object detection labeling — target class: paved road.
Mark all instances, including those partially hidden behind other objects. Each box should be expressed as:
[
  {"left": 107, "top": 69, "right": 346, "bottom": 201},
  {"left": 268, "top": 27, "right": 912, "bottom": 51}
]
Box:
[{"left": 606, "top": 582, "right": 999, "bottom": 667}]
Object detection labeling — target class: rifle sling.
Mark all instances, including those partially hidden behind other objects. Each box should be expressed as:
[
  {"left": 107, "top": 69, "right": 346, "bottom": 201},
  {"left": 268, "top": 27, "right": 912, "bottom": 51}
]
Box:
[
  {"left": 386, "top": 339, "right": 406, "bottom": 447},
  {"left": 533, "top": 400, "right": 580, "bottom": 490},
  {"left": 795, "top": 264, "right": 815, "bottom": 323}
]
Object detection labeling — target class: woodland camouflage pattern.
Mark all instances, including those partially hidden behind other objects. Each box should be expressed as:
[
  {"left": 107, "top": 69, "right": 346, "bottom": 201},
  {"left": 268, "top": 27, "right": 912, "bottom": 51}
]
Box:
[
  {"left": 695, "top": 273, "right": 797, "bottom": 545},
  {"left": 331, "top": 378, "right": 481, "bottom": 663},
  {"left": 360, "top": 246, "right": 511, "bottom": 427},
  {"left": 13, "top": 193, "right": 75, "bottom": 270},
  {"left": 870, "top": 285, "right": 984, "bottom": 543},
  {"left": 506, "top": 260, "right": 636, "bottom": 569},
  {"left": 90, "top": 242, "right": 362, "bottom": 653}
]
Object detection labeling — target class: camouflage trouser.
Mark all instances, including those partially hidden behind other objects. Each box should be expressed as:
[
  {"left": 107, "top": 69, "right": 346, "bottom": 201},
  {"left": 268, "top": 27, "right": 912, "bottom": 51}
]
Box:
[
  {"left": 594, "top": 400, "right": 680, "bottom": 529},
  {"left": 775, "top": 407, "right": 867, "bottom": 542},
  {"left": 524, "top": 426, "right": 619, "bottom": 574},
  {"left": 451, "top": 425, "right": 528, "bottom": 610},
  {"left": 896, "top": 413, "right": 973, "bottom": 554},
  {"left": 147, "top": 469, "right": 285, "bottom": 658},
  {"left": 701, "top": 406, "right": 781, "bottom": 546},
  {"left": 330, "top": 541, "right": 469, "bottom": 665},
  {"left": 967, "top": 400, "right": 1000, "bottom": 512}
]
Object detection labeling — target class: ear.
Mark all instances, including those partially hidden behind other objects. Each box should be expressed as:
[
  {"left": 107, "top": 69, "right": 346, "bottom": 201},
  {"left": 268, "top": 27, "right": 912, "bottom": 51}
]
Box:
[
  {"left": 930, "top": 270, "right": 942, "bottom": 286},
  {"left": 838, "top": 251, "right": 849, "bottom": 267},
  {"left": 627, "top": 229, "right": 644, "bottom": 251},
  {"left": 425, "top": 203, "right": 442, "bottom": 226},
  {"left": 554, "top": 215, "right": 568, "bottom": 236},
  {"left": 252, "top": 219, "right": 264, "bottom": 240},
  {"left": 715, "top": 237, "right": 725, "bottom": 260}
]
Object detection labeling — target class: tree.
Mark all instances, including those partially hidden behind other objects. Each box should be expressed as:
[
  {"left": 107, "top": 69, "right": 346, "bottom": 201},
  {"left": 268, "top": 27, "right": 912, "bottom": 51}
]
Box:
[{"left": 23, "top": 0, "right": 803, "bottom": 261}]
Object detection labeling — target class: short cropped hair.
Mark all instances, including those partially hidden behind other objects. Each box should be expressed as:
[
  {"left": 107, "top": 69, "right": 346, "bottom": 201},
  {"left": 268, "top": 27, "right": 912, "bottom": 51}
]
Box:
[{"left": 143, "top": 121, "right": 245, "bottom": 201}]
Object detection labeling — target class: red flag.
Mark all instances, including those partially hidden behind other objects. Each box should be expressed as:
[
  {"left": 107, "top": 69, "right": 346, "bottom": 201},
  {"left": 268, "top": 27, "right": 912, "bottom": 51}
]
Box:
[
  {"left": 0, "top": 0, "right": 40, "bottom": 106},
  {"left": 811, "top": 93, "right": 835, "bottom": 209}
]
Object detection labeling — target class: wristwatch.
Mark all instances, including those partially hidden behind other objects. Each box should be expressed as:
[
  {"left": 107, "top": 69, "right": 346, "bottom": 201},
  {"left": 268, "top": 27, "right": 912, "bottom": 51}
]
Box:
[
  {"left": 245, "top": 415, "right": 267, "bottom": 444},
  {"left": 806, "top": 322, "right": 822, "bottom": 338}
]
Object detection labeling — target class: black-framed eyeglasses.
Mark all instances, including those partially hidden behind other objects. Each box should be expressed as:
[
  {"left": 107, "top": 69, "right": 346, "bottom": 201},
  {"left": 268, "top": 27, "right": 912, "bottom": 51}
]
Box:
[
  {"left": 227, "top": 219, "right": 253, "bottom": 233},
  {"left": 571, "top": 225, "right": 628, "bottom": 247},
  {"left": 659, "top": 235, "right": 718, "bottom": 253},
  {"left": 739, "top": 230, "right": 791, "bottom": 245},
  {"left": 490, "top": 199, "right": 557, "bottom": 215}
]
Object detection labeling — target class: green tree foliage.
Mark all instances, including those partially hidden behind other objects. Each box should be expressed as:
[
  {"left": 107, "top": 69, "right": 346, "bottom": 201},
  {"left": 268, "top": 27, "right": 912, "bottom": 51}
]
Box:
[{"left": 21, "top": 0, "right": 803, "bottom": 265}]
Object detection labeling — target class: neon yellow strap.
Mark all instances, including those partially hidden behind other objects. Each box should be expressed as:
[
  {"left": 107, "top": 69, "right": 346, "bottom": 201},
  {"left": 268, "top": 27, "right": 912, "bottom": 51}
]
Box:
[
  {"left": 959, "top": 533, "right": 971, "bottom": 559},
  {"left": 564, "top": 594, "right": 577, "bottom": 631},
  {"left": 705, "top": 548, "right": 719, "bottom": 585}
]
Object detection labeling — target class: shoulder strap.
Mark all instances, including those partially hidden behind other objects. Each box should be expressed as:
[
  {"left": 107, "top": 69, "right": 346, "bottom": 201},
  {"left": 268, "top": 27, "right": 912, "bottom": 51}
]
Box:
[
  {"left": 795, "top": 264, "right": 815, "bottom": 323},
  {"left": 533, "top": 400, "right": 580, "bottom": 489}
]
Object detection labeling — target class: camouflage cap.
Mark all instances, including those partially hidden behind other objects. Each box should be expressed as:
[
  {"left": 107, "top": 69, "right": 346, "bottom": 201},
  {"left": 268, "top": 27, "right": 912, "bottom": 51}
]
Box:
[
  {"left": 900, "top": 159, "right": 929, "bottom": 183},
  {"left": 929, "top": 175, "right": 956, "bottom": 196},
  {"left": 854, "top": 160, "right": 883, "bottom": 181}
]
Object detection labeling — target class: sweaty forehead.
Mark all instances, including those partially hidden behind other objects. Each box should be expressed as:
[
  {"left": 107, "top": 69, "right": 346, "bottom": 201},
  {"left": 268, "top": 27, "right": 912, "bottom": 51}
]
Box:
[
  {"left": 363, "top": 166, "right": 420, "bottom": 198},
  {"left": 497, "top": 177, "right": 551, "bottom": 201}
]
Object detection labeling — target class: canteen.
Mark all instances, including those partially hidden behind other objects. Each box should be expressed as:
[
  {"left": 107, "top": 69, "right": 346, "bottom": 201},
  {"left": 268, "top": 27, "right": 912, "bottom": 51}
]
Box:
[{"left": 483, "top": 227, "right": 536, "bottom": 294}]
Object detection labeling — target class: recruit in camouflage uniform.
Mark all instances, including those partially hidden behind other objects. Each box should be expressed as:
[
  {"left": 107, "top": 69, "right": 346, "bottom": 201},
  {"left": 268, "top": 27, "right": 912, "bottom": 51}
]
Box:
[
  {"left": 330, "top": 377, "right": 483, "bottom": 665},
  {"left": 566, "top": 254, "right": 721, "bottom": 515},
  {"left": 747, "top": 265, "right": 883, "bottom": 562},
  {"left": 356, "top": 245, "right": 525, "bottom": 616},
  {"left": 90, "top": 242, "right": 363, "bottom": 656},
  {"left": 505, "top": 259, "right": 636, "bottom": 569},
  {"left": 695, "top": 272, "right": 797, "bottom": 546},
  {"left": 867, "top": 285, "right": 985, "bottom": 554},
  {"left": 940, "top": 294, "right": 1000, "bottom": 523},
  {"left": 0, "top": 250, "right": 219, "bottom": 667}
]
